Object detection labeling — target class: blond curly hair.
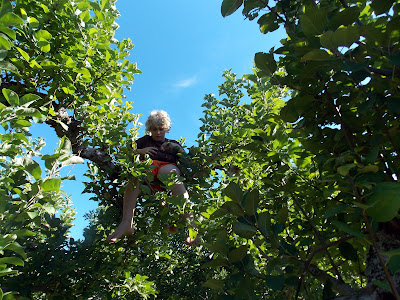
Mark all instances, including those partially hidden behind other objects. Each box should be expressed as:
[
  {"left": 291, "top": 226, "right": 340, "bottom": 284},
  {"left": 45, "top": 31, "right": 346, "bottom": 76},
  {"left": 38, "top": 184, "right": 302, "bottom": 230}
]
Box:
[{"left": 145, "top": 110, "right": 171, "bottom": 132}]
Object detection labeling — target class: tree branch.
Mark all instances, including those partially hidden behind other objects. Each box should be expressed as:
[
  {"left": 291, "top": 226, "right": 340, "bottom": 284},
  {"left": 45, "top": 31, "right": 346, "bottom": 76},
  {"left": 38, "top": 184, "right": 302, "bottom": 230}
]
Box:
[
  {"left": 45, "top": 107, "right": 121, "bottom": 176},
  {"left": 308, "top": 264, "right": 355, "bottom": 296},
  {"left": 295, "top": 236, "right": 354, "bottom": 299}
]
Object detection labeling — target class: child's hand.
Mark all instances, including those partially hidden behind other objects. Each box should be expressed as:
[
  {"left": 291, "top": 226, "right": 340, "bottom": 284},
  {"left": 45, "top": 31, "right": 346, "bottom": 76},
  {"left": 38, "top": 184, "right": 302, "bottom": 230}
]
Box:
[{"left": 137, "top": 147, "right": 158, "bottom": 156}]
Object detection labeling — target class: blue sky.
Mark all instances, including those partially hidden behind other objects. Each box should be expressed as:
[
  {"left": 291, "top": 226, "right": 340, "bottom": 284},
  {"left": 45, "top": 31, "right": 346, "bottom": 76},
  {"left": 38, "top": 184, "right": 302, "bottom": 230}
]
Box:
[{"left": 33, "top": 0, "right": 285, "bottom": 239}]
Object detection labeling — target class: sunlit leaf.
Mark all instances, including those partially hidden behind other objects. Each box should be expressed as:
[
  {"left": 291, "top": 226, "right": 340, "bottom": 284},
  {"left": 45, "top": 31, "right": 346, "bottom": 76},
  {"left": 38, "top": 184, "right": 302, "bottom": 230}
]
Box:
[
  {"left": 22, "top": 157, "right": 42, "bottom": 180},
  {"left": 40, "top": 178, "right": 61, "bottom": 192},
  {"left": 0, "top": 12, "right": 24, "bottom": 26},
  {"left": 0, "top": 257, "right": 24, "bottom": 267},
  {"left": 2, "top": 88, "right": 19, "bottom": 106}
]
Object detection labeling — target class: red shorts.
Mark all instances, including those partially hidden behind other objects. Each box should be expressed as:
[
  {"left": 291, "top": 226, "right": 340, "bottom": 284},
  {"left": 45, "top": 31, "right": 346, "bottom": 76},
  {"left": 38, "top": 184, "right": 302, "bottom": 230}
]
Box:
[{"left": 149, "top": 160, "right": 180, "bottom": 192}]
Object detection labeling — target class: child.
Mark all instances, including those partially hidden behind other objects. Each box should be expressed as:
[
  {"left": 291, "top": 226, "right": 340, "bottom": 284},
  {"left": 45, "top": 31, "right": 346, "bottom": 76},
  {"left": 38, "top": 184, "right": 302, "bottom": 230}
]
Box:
[{"left": 107, "top": 110, "right": 198, "bottom": 245}]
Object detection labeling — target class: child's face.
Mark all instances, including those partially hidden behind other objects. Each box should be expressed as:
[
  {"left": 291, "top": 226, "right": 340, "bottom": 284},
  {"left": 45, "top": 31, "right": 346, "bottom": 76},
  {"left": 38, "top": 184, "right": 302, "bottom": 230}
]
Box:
[{"left": 150, "top": 125, "right": 167, "bottom": 142}]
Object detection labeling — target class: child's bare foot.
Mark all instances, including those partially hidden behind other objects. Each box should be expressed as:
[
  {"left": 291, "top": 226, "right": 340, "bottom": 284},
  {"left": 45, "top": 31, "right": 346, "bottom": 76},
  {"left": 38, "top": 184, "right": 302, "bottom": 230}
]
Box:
[{"left": 106, "top": 222, "right": 135, "bottom": 242}]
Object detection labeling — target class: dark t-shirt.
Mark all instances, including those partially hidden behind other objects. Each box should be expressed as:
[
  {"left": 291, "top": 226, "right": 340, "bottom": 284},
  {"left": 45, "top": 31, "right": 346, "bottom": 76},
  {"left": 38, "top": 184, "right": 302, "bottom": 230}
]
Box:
[{"left": 135, "top": 135, "right": 182, "bottom": 163}]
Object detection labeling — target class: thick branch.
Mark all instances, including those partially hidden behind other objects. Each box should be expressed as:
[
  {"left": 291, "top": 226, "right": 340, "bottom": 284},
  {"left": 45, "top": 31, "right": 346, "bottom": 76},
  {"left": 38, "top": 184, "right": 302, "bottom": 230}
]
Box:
[
  {"left": 295, "top": 236, "right": 353, "bottom": 299},
  {"left": 45, "top": 107, "right": 121, "bottom": 176},
  {"left": 308, "top": 264, "right": 355, "bottom": 296}
]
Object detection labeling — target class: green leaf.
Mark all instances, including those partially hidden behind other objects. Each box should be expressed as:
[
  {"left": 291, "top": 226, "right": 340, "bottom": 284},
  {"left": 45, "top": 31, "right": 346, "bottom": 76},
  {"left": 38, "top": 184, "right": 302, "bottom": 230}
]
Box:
[
  {"left": 61, "top": 155, "right": 84, "bottom": 167},
  {"left": 0, "top": 60, "right": 16, "bottom": 72},
  {"left": 228, "top": 245, "right": 248, "bottom": 263},
  {"left": 224, "top": 182, "right": 243, "bottom": 203},
  {"left": 243, "top": 190, "right": 259, "bottom": 216},
  {"left": 15, "top": 46, "right": 29, "bottom": 61},
  {"left": 329, "top": 6, "right": 360, "bottom": 29},
  {"left": 324, "top": 204, "right": 348, "bottom": 219},
  {"left": 101, "top": 0, "right": 109, "bottom": 10},
  {"left": 12, "top": 229, "right": 34, "bottom": 237},
  {"left": 59, "top": 136, "right": 72, "bottom": 154},
  {"left": 22, "top": 157, "right": 42, "bottom": 180},
  {"left": 0, "top": 49, "right": 7, "bottom": 60},
  {"left": 301, "top": 49, "right": 332, "bottom": 62},
  {"left": 265, "top": 274, "right": 285, "bottom": 291},
  {"left": 258, "top": 13, "right": 279, "bottom": 34},
  {"left": 0, "top": 12, "right": 24, "bottom": 26},
  {"left": 366, "top": 182, "right": 400, "bottom": 222},
  {"left": 370, "top": 0, "right": 394, "bottom": 15},
  {"left": 338, "top": 242, "right": 358, "bottom": 262},
  {"left": 0, "top": 257, "right": 24, "bottom": 266},
  {"left": 332, "top": 26, "right": 360, "bottom": 47},
  {"left": 15, "top": 119, "right": 31, "bottom": 127},
  {"left": 372, "top": 280, "right": 391, "bottom": 291},
  {"left": 221, "top": 0, "right": 243, "bottom": 17},
  {"left": 16, "top": 107, "right": 42, "bottom": 118},
  {"left": 388, "top": 255, "right": 400, "bottom": 274},
  {"left": 34, "top": 30, "right": 52, "bottom": 40},
  {"left": 221, "top": 201, "right": 244, "bottom": 216},
  {"left": 320, "top": 31, "right": 336, "bottom": 49},
  {"left": 337, "top": 163, "right": 356, "bottom": 176},
  {"left": 2, "top": 88, "right": 19, "bottom": 106},
  {"left": 299, "top": 6, "right": 328, "bottom": 36},
  {"left": 42, "top": 203, "right": 56, "bottom": 214},
  {"left": 28, "top": 16, "right": 39, "bottom": 28},
  {"left": 0, "top": 33, "right": 11, "bottom": 50},
  {"left": 19, "top": 94, "right": 41, "bottom": 106},
  {"left": 80, "top": 10, "right": 90, "bottom": 22},
  {"left": 280, "top": 99, "right": 299, "bottom": 123},
  {"left": 40, "top": 178, "right": 61, "bottom": 192},
  {"left": 38, "top": 40, "right": 50, "bottom": 52},
  {"left": 0, "top": 25, "right": 15, "bottom": 39},
  {"left": 256, "top": 212, "right": 271, "bottom": 238},
  {"left": 358, "top": 165, "right": 379, "bottom": 174},
  {"left": 387, "top": 97, "right": 400, "bottom": 114},
  {"left": 276, "top": 206, "right": 288, "bottom": 224},
  {"left": 232, "top": 222, "right": 257, "bottom": 238},
  {"left": 332, "top": 220, "right": 365, "bottom": 239},
  {"left": 27, "top": 211, "right": 38, "bottom": 219},
  {"left": 254, "top": 52, "right": 276, "bottom": 75},
  {"left": 202, "top": 279, "right": 224, "bottom": 292}
]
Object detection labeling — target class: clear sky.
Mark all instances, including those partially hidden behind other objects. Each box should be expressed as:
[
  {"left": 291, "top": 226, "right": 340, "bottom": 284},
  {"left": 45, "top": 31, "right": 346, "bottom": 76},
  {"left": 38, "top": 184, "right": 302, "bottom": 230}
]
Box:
[{"left": 33, "top": 0, "right": 285, "bottom": 239}]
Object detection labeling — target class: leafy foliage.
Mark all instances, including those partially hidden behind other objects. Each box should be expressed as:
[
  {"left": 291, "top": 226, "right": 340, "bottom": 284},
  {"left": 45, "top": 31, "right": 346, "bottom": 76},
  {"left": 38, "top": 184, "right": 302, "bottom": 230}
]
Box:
[{"left": 193, "top": 0, "right": 400, "bottom": 298}]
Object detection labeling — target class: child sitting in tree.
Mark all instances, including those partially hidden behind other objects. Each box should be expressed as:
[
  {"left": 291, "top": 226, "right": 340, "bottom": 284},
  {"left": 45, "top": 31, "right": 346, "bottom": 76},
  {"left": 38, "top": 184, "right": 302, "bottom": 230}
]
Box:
[{"left": 107, "top": 110, "right": 198, "bottom": 245}]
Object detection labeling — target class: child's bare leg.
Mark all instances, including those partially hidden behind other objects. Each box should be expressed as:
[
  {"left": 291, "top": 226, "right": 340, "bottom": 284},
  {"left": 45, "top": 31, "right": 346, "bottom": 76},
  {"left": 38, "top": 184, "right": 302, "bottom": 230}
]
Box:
[
  {"left": 158, "top": 165, "right": 199, "bottom": 245},
  {"left": 107, "top": 179, "right": 140, "bottom": 242}
]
